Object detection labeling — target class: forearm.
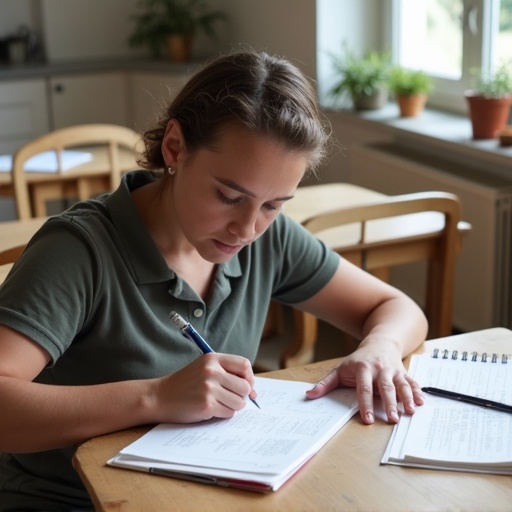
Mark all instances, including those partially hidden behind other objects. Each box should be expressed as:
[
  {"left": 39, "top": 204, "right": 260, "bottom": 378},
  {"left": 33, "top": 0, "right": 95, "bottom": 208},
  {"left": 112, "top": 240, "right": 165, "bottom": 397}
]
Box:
[
  {"left": 0, "top": 376, "right": 157, "bottom": 453},
  {"left": 360, "top": 293, "right": 428, "bottom": 357}
]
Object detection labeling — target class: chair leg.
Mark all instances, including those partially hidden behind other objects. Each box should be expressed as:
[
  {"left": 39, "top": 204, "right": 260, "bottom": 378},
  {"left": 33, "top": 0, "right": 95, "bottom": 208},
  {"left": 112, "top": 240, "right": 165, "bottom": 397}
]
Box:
[
  {"left": 426, "top": 257, "right": 454, "bottom": 338},
  {"left": 370, "top": 267, "right": 391, "bottom": 283},
  {"left": 261, "top": 301, "right": 284, "bottom": 339},
  {"left": 281, "top": 310, "right": 318, "bottom": 368}
]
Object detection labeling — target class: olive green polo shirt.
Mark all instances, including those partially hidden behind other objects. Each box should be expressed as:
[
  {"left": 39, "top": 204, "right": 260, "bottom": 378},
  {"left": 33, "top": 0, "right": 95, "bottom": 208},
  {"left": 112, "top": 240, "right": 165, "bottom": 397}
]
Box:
[{"left": 0, "top": 171, "right": 339, "bottom": 510}]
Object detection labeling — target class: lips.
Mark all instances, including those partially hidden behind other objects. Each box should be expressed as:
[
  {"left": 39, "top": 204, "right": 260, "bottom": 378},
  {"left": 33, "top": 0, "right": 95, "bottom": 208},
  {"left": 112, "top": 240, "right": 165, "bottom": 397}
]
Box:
[{"left": 213, "top": 239, "right": 243, "bottom": 255}]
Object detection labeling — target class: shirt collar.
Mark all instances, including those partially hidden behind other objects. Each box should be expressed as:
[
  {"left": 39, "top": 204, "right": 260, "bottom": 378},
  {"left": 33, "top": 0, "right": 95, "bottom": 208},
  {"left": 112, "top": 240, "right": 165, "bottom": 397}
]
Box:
[
  {"left": 106, "top": 171, "right": 242, "bottom": 284},
  {"left": 106, "top": 171, "right": 173, "bottom": 284}
]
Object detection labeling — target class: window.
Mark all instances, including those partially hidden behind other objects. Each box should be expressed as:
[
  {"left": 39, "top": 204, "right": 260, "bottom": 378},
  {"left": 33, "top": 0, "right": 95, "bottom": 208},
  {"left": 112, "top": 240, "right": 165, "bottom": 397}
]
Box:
[{"left": 391, "top": 0, "right": 512, "bottom": 112}]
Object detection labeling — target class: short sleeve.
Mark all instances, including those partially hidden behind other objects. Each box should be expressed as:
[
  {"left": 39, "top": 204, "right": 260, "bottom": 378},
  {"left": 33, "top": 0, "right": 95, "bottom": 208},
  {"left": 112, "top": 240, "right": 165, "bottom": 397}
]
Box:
[
  {"left": 0, "top": 218, "right": 102, "bottom": 363},
  {"left": 263, "top": 214, "right": 340, "bottom": 304}
]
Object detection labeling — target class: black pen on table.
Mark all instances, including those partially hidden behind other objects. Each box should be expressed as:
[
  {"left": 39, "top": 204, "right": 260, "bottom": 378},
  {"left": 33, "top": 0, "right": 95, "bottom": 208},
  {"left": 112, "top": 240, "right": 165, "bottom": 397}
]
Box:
[
  {"left": 169, "top": 311, "right": 260, "bottom": 409},
  {"left": 421, "top": 386, "right": 512, "bottom": 414}
]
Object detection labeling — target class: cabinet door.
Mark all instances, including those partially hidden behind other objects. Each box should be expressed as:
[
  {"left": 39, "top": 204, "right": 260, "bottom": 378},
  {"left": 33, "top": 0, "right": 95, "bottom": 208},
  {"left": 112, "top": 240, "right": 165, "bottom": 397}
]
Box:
[
  {"left": 0, "top": 78, "right": 50, "bottom": 154},
  {"left": 128, "top": 72, "right": 192, "bottom": 132},
  {"left": 50, "top": 72, "right": 129, "bottom": 129}
]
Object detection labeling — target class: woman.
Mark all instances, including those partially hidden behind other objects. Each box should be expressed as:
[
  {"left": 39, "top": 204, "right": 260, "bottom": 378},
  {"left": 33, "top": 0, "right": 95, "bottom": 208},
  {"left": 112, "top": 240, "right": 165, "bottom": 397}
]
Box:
[{"left": 0, "top": 50, "right": 427, "bottom": 510}]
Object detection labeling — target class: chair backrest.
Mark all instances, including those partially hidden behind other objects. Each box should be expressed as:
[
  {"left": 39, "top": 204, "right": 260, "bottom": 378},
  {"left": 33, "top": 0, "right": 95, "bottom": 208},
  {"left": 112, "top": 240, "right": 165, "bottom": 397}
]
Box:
[
  {"left": 12, "top": 123, "right": 140, "bottom": 220},
  {"left": 301, "top": 191, "right": 461, "bottom": 257},
  {"left": 0, "top": 244, "right": 26, "bottom": 266},
  {"left": 280, "top": 190, "right": 464, "bottom": 368}
]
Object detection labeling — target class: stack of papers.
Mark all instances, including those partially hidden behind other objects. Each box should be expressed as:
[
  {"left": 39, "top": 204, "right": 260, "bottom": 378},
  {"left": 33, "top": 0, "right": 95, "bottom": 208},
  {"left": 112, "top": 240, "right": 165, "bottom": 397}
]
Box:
[{"left": 108, "top": 377, "right": 359, "bottom": 491}]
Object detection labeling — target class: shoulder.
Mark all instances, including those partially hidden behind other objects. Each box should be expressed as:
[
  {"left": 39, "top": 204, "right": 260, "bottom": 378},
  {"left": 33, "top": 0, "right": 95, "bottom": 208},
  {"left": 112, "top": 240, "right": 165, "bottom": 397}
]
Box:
[
  {"left": 260, "top": 212, "right": 314, "bottom": 245},
  {"left": 258, "top": 212, "right": 332, "bottom": 259}
]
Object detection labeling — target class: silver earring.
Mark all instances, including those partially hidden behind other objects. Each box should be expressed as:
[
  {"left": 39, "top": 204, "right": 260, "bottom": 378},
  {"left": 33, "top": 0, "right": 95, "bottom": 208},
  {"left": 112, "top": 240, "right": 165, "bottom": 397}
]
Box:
[{"left": 167, "top": 166, "right": 176, "bottom": 175}]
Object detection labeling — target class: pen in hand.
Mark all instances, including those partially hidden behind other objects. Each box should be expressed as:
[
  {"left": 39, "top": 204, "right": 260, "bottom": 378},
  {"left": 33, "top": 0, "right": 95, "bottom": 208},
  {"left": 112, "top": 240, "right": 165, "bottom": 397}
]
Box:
[
  {"left": 169, "top": 311, "right": 260, "bottom": 409},
  {"left": 421, "top": 387, "right": 512, "bottom": 414}
]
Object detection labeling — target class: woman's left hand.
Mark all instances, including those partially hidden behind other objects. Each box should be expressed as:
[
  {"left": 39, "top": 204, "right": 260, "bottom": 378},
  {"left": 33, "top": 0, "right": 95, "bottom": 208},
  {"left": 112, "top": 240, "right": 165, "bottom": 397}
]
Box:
[{"left": 305, "top": 339, "right": 424, "bottom": 424}]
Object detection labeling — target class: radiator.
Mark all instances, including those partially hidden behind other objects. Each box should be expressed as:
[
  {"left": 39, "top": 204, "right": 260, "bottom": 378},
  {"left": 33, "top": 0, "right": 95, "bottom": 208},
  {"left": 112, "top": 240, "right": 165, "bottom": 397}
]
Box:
[{"left": 349, "top": 142, "right": 512, "bottom": 333}]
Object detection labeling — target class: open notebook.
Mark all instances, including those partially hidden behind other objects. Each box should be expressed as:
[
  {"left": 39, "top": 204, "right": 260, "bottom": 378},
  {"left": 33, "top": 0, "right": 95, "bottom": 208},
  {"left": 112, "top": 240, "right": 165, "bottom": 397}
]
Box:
[
  {"left": 108, "top": 377, "right": 359, "bottom": 492},
  {"left": 381, "top": 345, "right": 512, "bottom": 475}
]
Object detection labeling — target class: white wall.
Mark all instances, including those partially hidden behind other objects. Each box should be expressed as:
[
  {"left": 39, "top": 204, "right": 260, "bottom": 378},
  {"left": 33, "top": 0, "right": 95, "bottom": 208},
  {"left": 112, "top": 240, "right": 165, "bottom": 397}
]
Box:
[
  {"left": 0, "top": 0, "right": 38, "bottom": 36},
  {"left": 214, "top": 0, "right": 317, "bottom": 81},
  {"left": 1, "top": 0, "right": 385, "bottom": 81},
  {"left": 40, "top": 0, "right": 140, "bottom": 61},
  {"left": 316, "top": 0, "right": 384, "bottom": 104}
]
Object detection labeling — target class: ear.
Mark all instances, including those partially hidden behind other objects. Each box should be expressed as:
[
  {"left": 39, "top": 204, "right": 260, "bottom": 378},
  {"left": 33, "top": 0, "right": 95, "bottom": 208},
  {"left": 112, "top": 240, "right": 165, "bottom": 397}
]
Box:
[{"left": 161, "top": 119, "right": 185, "bottom": 168}]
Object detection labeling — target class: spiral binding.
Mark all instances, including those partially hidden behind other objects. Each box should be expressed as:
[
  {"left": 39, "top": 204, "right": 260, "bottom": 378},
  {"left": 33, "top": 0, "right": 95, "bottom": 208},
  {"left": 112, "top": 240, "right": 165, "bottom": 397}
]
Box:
[{"left": 432, "top": 348, "right": 508, "bottom": 364}]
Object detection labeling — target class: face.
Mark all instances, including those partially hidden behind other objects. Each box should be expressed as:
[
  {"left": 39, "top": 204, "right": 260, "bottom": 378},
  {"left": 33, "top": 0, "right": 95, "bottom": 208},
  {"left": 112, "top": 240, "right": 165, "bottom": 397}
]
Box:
[{"left": 167, "top": 123, "right": 308, "bottom": 264}]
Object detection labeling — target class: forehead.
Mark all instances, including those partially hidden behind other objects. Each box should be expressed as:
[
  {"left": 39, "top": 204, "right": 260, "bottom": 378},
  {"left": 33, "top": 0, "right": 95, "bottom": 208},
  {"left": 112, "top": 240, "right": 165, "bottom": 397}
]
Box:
[
  {"left": 189, "top": 125, "right": 308, "bottom": 194},
  {"left": 204, "top": 123, "right": 307, "bottom": 164}
]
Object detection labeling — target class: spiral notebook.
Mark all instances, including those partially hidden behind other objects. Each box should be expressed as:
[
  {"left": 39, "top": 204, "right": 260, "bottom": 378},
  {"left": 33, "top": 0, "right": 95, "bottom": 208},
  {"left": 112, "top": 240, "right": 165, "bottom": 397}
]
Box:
[{"left": 381, "top": 345, "right": 512, "bottom": 475}]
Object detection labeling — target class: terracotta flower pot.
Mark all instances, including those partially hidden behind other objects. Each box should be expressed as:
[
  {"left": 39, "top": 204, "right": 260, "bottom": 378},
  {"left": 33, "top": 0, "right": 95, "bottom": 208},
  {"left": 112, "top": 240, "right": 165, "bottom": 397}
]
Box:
[
  {"left": 396, "top": 93, "right": 427, "bottom": 117},
  {"left": 465, "top": 91, "right": 512, "bottom": 139},
  {"left": 165, "top": 34, "right": 193, "bottom": 62}
]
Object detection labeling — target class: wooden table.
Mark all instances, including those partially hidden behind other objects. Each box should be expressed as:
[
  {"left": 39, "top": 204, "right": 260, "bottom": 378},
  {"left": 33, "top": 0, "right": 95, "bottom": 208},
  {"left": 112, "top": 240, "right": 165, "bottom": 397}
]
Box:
[
  {"left": 0, "top": 146, "right": 137, "bottom": 217},
  {"left": 0, "top": 216, "right": 47, "bottom": 254},
  {"left": 72, "top": 328, "right": 512, "bottom": 512},
  {"left": 0, "top": 263, "right": 13, "bottom": 283}
]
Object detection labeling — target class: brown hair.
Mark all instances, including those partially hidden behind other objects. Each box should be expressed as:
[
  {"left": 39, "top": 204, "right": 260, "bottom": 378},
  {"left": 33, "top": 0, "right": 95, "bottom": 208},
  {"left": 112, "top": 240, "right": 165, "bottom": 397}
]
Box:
[{"left": 139, "top": 50, "right": 330, "bottom": 175}]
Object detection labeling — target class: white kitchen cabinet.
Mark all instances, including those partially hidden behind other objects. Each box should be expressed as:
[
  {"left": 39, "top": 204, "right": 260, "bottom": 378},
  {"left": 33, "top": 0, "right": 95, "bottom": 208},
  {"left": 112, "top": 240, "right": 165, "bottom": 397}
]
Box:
[
  {"left": 49, "top": 71, "right": 129, "bottom": 129},
  {"left": 0, "top": 78, "right": 50, "bottom": 154},
  {"left": 127, "top": 72, "right": 192, "bottom": 132}
]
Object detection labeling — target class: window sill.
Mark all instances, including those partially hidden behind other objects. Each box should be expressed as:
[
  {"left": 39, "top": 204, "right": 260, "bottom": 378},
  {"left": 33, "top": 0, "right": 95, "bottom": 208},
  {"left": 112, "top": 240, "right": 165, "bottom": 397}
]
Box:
[{"left": 324, "top": 103, "right": 512, "bottom": 182}]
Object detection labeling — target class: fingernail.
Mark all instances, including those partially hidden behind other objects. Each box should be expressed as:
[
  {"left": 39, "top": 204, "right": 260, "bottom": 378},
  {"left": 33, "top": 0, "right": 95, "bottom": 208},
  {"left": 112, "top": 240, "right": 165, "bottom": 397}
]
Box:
[
  {"left": 365, "top": 411, "right": 374, "bottom": 423},
  {"left": 390, "top": 410, "right": 400, "bottom": 422}
]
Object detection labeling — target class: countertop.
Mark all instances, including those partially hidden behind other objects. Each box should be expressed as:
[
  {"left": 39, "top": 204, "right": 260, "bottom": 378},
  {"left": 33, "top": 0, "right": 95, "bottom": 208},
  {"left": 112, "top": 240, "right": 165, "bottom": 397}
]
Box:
[{"left": 0, "top": 57, "right": 200, "bottom": 80}]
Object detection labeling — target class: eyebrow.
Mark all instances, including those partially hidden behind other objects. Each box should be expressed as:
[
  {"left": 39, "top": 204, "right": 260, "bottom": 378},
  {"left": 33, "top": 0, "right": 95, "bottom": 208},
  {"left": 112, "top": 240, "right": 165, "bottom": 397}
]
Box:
[{"left": 216, "top": 178, "right": 295, "bottom": 202}]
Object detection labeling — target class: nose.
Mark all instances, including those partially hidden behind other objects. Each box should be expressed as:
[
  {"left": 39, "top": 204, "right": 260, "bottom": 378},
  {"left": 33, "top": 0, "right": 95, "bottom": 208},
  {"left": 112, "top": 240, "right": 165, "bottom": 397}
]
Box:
[{"left": 228, "top": 207, "right": 260, "bottom": 242}]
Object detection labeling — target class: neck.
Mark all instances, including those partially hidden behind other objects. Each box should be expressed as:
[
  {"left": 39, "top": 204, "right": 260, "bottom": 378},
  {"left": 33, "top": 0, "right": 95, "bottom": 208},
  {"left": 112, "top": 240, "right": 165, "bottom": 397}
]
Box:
[{"left": 131, "top": 179, "right": 216, "bottom": 299}]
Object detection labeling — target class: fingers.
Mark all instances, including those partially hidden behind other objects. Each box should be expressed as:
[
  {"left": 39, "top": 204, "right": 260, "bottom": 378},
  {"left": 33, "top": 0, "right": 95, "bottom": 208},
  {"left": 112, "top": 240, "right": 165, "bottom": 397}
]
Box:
[
  {"left": 400, "top": 375, "right": 425, "bottom": 412},
  {"left": 369, "top": 373, "right": 424, "bottom": 424},
  {"left": 305, "top": 369, "right": 340, "bottom": 400},
  {"left": 158, "top": 354, "right": 257, "bottom": 423},
  {"left": 372, "top": 373, "right": 399, "bottom": 424},
  {"left": 355, "top": 364, "right": 379, "bottom": 424},
  {"left": 217, "top": 353, "right": 255, "bottom": 389},
  {"left": 306, "top": 362, "right": 424, "bottom": 426}
]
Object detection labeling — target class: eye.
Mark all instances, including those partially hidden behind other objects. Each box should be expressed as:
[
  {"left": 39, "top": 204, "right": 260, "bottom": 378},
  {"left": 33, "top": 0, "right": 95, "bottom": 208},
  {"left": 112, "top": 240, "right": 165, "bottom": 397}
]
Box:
[
  {"left": 217, "top": 190, "right": 241, "bottom": 206},
  {"left": 263, "top": 202, "right": 281, "bottom": 212}
]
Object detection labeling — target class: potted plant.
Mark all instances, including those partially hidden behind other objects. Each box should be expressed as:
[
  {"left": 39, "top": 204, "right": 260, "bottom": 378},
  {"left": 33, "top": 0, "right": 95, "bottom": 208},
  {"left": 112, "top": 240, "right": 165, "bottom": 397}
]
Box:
[
  {"left": 387, "top": 66, "right": 433, "bottom": 117},
  {"left": 128, "top": 0, "right": 226, "bottom": 62},
  {"left": 329, "top": 47, "right": 390, "bottom": 111},
  {"left": 465, "top": 63, "right": 512, "bottom": 139}
]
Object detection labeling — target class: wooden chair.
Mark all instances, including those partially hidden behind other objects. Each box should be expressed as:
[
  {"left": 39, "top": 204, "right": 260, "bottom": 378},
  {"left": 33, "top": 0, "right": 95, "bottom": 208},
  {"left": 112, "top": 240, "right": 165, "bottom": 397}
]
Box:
[
  {"left": 279, "top": 190, "right": 465, "bottom": 368},
  {"left": 0, "top": 243, "right": 26, "bottom": 286},
  {"left": 12, "top": 123, "right": 140, "bottom": 220},
  {"left": 0, "top": 244, "right": 26, "bottom": 266}
]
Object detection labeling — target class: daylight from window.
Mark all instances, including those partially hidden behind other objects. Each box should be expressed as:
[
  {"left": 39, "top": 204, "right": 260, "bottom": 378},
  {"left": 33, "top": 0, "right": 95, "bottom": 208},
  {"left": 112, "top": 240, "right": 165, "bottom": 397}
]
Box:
[
  {"left": 397, "top": 0, "right": 463, "bottom": 79},
  {"left": 396, "top": 0, "right": 512, "bottom": 79},
  {"left": 496, "top": 0, "right": 512, "bottom": 65}
]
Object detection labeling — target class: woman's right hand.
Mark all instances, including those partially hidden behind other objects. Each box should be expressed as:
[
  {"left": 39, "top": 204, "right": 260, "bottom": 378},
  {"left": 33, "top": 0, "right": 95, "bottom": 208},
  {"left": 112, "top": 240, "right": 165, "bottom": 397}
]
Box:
[
  {"left": 0, "top": 325, "right": 256, "bottom": 451},
  {"left": 152, "top": 353, "right": 257, "bottom": 423}
]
